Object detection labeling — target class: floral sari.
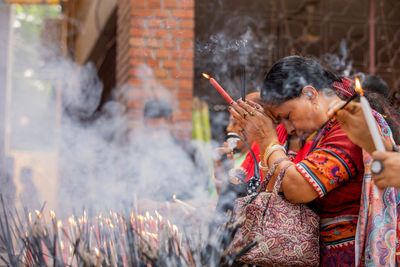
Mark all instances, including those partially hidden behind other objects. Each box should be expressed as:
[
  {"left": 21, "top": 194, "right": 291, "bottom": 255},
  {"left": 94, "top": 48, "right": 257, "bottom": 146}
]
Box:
[{"left": 355, "top": 111, "right": 398, "bottom": 267}]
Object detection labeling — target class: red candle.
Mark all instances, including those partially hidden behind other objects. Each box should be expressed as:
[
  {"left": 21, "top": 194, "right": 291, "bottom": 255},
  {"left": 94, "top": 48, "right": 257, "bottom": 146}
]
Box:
[{"left": 202, "top": 73, "right": 234, "bottom": 104}]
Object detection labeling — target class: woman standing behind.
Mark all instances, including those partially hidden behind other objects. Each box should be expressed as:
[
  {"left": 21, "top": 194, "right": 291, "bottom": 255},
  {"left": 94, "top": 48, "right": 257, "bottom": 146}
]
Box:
[{"left": 230, "top": 56, "right": 365, "bottom": 266}]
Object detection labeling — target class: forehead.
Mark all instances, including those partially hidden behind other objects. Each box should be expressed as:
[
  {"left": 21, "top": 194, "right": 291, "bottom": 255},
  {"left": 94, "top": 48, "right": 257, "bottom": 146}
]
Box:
[{"left": 266, "top": 100, "right": 295, "bottom": 118}]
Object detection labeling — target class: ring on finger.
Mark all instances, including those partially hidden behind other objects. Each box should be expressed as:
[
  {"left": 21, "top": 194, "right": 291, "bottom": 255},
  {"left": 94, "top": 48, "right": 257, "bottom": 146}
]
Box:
[{"left": 249, "top": 111, "right": 255, "bottom": 116}]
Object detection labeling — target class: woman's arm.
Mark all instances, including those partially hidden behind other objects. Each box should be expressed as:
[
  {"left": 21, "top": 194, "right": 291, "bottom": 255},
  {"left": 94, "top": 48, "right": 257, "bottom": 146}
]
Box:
[{"left": 265, "top": 149, "right": 318, "bottom": 203}]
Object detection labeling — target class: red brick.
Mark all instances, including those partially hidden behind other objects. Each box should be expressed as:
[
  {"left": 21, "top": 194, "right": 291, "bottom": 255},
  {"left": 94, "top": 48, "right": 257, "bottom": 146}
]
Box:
[
  {"left": 154, "top": 29, "right": 170, "bottom": 38},
  {"left": 154, "top": 68, "right": 169, "bottom": 79},
  {"left": 163, "top": 60, "right": 179, "bottom": 69},
  {"left": 164, "top": 0, "right": 177, "bottom": 8},
  {"left": 176, "top": 88, "right": 193, "bottom": 98},
  {"left": 129, "top": 67, "right": 153, "bottom": 78},
  {"left": 131, "top": 28, "right": 153, "bottom": 37},
  {"left": 129, "top": 37, "right": 145, "bottom": 47},
  {"left": 174, "top": 112, "right": 192, "bottom": 121},
  {"left": 147, "top": 0, "right": 162, "bottom": 9},
  {"left": 172, "top": 69, "right": 193, "bottom": 79},
  {"left": 146, "top": 59, "right": 160, "bottom": 68},
  {"left": 171, "top": 29, "right": 194, "bottom": 39},
  {"left": 164, "top": 19, "right": 179, "bottom": 29},
  {"left": 132, "top": 9, "right": 169, "bottom": 18},
  {"left": 177, "top": 0, "right": 194, "bottom": 9},
  {"left": 155, "top": 49, "right": 171, "bottom": 59},
  {"left": 132, "top": 0, "right": 147, "bottom": 8},
  {"left": 180, "top": 40, "right": 193, "bottom": 49},
  {"left": 131, "top": 18, "right": 145, "bottom": 27},
  {"left": 162, "top": 79, "right": 178, "bottom": 89},
  {"left": 147, "top": 18, "right": 163, "bottom": 28},
  {"left": 180, "top": 60, "right": 193, "bottom": 69},
  {"left": 179, "top": 99, "right": 193, "bottom": 110},
  {"left": 172, "top": 10, "right": 193, "bottom": 19},
  {"left": 128, "top": 78, "right": 143, "bottom": 86},
  {"left": 130, "top": 48, "right": 153, "bottom": 58},
  {"left": 163, "top": 39, "right": 176, "bottom": 48},
  {"left": 147, "top": 38, "right": 162, "bottom": 48},
  {"left": 172, "top": 50, "right": 193, "bottom": 59},
  {"left": 179, "top": 79, "right": 193, "bottom": 90},
  {"left": 180, "top": 19, "right": 194, "bottom": 29}
]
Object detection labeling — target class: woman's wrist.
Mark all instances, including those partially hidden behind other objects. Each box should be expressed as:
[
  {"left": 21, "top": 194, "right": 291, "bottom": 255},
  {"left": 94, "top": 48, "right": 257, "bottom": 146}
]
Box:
[{"left": 259, "top": 138, "right": 279, "bottom": 158}]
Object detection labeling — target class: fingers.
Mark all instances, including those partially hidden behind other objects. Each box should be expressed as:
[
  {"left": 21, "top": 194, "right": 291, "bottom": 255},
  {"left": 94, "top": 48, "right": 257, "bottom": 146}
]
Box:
[
  {"left": 245, "top": 99, "right": 264, "bottom": 111},
  {"left": 264, "top": 109, "right": 278, "bottom": 124},
  {"left": 335, "top": 109, "right": 351, "bottom": 125},
  {"left": 373, "top": 178, "right": 389, "bottom": 189},
  {"left": 372, "top": 151, "right": 392, "bottom": 161},
  {"left": 342, "top": 102, "right": 361, "bottom": 113},
  {"left": 236, "top": 100, "right": 256, "bottom": 116},
  {"left": 228, "top": 105, "right": 245, "bottom": 125},
  {"left": 327, "top": 100, "right": 345, "bottom": 117},
  {"left": 231, "top": 101, "right": 250, "bottom": 119}
]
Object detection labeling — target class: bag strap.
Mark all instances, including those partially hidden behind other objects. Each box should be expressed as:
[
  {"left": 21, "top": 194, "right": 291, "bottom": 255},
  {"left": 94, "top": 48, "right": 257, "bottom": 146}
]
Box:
[
  {"left": 263, "top": 158, "right": 291, "bottom": 192},
  {"left": 271, "top": 163, "right": 293, "bottom": 195}
]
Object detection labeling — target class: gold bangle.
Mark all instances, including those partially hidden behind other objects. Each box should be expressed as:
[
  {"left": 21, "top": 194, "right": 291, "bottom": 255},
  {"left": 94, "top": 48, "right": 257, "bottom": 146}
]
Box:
[
  {"left": 264, "top": 144, "right": 286, "bottom": 164},
  {"left": 262, "top": 141, "right": 280, "bottom": 161},
  {"left": 258, "top": 161, "right": 269, "bottom": 171}
]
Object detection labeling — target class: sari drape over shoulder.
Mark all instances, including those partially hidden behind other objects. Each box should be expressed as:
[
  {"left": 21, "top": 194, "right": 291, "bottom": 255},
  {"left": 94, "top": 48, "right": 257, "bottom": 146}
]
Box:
[{"left": 355, "top": 111, "right": 399, "bottom": 267}]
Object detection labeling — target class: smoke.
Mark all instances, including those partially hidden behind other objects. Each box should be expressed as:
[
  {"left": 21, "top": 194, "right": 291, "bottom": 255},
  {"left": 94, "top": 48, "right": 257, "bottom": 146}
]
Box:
[
  {"left": 321, "top": 39, "right": 353, "bottom": 76},
  {"left": 196, "top": 14, "right": 272, "bottom": 97},
  {"left": 7, "top": 7, "right": 213, "bottom": 222}
]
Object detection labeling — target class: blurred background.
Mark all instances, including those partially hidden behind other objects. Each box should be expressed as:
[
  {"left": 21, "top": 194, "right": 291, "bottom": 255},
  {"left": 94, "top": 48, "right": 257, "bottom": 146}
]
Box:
[{"left": 0, "top": 0, "right": 399, "bottom": 212}]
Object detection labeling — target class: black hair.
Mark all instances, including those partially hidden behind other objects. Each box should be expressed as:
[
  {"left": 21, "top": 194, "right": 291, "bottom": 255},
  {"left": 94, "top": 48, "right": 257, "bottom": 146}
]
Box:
[
  {"left": 362, "top": 75, "right": 390, "bottom": 98},
  {"left": 261, "top": 56, "right": 341, "bottom": 104},
  {"left": 143, "top": 99, "right": 172, "bottom": 119},
  {"left": 361, "top": 75, "right": 400, "bottom": 144}
]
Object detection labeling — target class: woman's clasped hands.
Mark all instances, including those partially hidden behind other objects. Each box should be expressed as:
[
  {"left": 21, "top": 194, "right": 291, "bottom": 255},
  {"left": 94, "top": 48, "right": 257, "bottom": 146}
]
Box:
[{"left": 228, "top": 99, "right": 278, "bottom": 148}]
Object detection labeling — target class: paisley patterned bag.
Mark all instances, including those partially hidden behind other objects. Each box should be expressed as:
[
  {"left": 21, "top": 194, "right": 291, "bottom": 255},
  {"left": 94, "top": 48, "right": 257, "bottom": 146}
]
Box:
[{"left": 230, "top": 164, "right": 320, "bottom": 267}]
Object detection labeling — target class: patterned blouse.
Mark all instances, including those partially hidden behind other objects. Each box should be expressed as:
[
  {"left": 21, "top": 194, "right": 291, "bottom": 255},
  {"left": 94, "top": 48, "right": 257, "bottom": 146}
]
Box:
[{"left": 296, "top": 119, "right": 364, "bottom": 248}]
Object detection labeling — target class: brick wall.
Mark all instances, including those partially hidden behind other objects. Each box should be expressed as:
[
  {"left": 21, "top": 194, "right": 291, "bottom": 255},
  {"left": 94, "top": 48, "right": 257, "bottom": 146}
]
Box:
[{"left": 117, "top": 0, "right": 195, "bottom": 139}]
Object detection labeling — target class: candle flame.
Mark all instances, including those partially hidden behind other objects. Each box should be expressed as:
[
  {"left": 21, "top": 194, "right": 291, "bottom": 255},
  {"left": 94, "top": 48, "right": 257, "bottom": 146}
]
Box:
[
  {"left": 35, "top": 210, "right": 41, "bottom": 217},
  {"left": 50, "top": 210, "right": 55, "bottom": 219},
  {"left": 354, "top": 77, "right": 364, "bottom": 96},
  {"left": 202, "top": 73, "right": 210, "bottom": 80},
  {"left": 68, "top": 216, "right": 77, "bottom": 226},
  {"left": 95, "top": 247, "right": 100, "bottom": 257},
  {"left": 57, "top": 220, "right": 62, "bottom": 228}
]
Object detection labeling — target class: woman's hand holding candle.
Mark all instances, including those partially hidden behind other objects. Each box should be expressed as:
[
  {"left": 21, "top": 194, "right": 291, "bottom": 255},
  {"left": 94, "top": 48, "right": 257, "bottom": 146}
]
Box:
[
  {"left": 371, "top": 151, "right": 400, "bottom": 188},
  {"left": 329, "top": 101, "right": 376, "bottom": 154}
]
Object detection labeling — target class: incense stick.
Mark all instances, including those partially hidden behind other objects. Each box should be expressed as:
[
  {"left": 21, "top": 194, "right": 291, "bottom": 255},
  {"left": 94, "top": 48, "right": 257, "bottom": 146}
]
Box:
[{"left": 241, "top": 65, "right": 246, "bottom": 101}]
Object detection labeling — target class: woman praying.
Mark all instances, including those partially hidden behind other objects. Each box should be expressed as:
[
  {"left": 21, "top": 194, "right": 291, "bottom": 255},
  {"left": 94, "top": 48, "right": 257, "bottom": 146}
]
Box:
[{"left": 229, "top": 56, "right": 364, "bottom": 266}]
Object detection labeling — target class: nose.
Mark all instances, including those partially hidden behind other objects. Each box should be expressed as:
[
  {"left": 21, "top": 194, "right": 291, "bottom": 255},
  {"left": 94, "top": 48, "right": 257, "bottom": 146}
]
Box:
[{"left": 282, "top": 120, "right": 296, "bottom": 135}]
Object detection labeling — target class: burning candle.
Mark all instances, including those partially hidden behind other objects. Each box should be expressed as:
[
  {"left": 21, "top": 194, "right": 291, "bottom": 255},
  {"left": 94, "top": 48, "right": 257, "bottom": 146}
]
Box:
[
  {"left": 202, "top": 73, "right": 234, "bottom": 104},
  {"left": 355, "top": 78, "right": 385, "bottom": 152}
]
